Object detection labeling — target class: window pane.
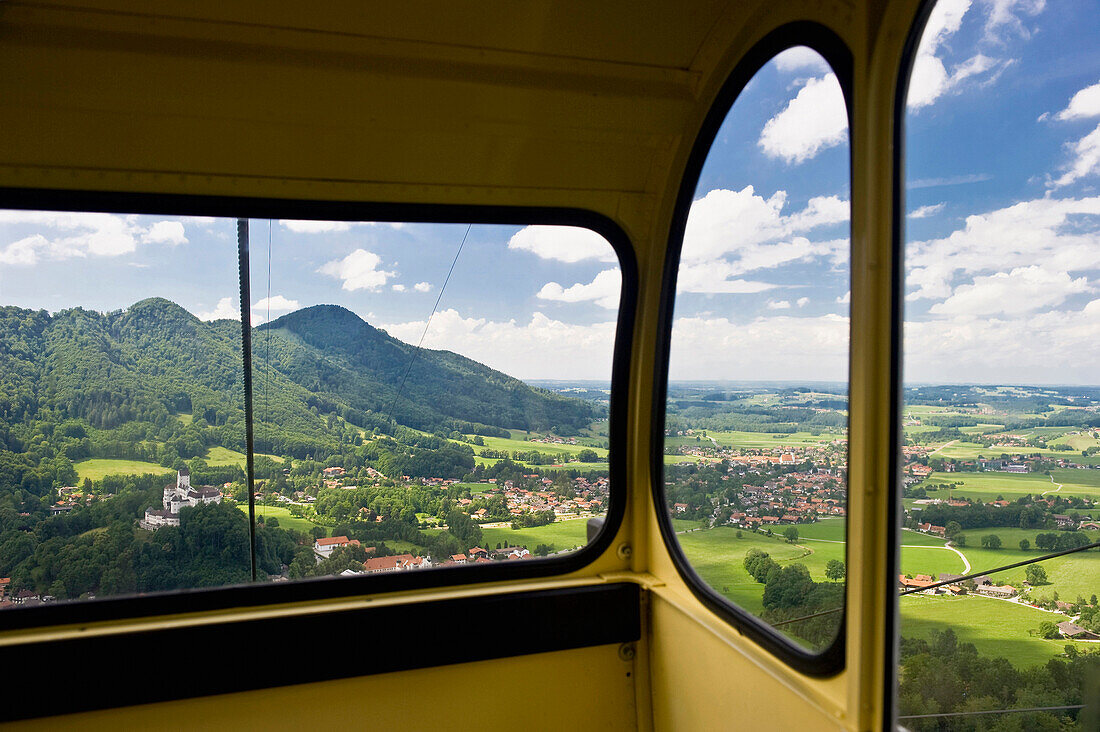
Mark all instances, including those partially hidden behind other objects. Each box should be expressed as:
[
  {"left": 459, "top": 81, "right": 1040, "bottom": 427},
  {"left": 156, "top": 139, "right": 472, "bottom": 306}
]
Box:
[
  {"left": 0, "top": 212, "right": 249, "bottom": 607},
  {"left": 662, "top": 47, "right": 850, "bottom": 652},
  {"left": 247, "top": 220, "right": 618, "bottom": 582},
  {"left": 900, "top": 1, "right": 1100, "bottom": 725}
]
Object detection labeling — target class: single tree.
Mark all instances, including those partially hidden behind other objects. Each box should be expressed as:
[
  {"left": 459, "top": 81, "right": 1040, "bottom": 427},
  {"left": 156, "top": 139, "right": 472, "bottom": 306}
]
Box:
[
  {"left": 782, "top": 526, "right": 799, "bottom": 544},
  {"left": 1025, "top": 564, "right": 1048, "bottom": 585},
  {"left": 825, "top": 559, "right": 845, "bottom": 582},
  {"left": 1019, "top": 538, "right": 1030, "bottom": 551}
]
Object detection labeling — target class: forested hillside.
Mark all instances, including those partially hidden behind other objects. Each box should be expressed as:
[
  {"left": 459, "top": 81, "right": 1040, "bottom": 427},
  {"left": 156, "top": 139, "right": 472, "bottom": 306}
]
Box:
[{"left": 0, "top": 299, "right": 598, "bottom": 463}]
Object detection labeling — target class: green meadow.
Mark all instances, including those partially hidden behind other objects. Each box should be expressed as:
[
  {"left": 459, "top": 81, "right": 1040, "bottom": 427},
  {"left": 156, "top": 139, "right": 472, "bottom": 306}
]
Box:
[
  {"left": 918, "top": 470, "right": 1100, "bottom": 499},
  {"left": 238, "top": 504, "right": 329, "bottom": 536},
  {"left": 899, "top": 594, "right": 1092, "bottom": 668},
  {"left": 677, "top": 526, "right": 846, "bottom": 614},
  {"left": 477, "top": 518, "right": 591, "bottom": 551},
  {"left": 75, "top": 459, "right": 170, "bottom": 482}
]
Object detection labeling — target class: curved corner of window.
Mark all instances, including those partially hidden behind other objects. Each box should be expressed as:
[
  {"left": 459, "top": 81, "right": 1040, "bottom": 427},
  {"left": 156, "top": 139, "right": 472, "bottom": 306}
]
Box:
[{"left": 653, "top": 42, "right": 852, "bottom": 672}]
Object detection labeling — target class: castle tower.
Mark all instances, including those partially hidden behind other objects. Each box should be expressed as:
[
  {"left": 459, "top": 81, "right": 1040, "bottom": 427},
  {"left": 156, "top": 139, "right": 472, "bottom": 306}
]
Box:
[{"left": 177, "top": 467, "right": 191, "bottom": 491}]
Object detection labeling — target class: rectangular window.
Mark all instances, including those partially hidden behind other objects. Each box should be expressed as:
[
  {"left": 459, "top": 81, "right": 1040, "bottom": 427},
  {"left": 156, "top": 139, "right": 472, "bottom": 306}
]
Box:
[{"left": 0, "top": 209, "right": 626, "bottom": 616}]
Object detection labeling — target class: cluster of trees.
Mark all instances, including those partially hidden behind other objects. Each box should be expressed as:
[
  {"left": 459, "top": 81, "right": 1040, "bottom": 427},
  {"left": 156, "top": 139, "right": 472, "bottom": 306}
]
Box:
[
  {"left": 912, "top": 497, "right": 1088, "bottom": 533},
  {"left": 0, "top": 473, "right": 302, "bottom": 600},
  {"left": 741, "top": 549, "right": 845, "bottom": 649},
  {"left": 898, "top": 628, "right": 1099, "bottom": 730}
]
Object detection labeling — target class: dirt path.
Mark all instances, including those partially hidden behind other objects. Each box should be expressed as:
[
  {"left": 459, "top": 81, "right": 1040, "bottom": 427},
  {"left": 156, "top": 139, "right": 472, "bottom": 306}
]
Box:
[
  {"left": 1041, "top": 473, "right": 1064, "bottom": 496},
  {"left": 930, "top": 439, "right": 959, "bottom": 456}
]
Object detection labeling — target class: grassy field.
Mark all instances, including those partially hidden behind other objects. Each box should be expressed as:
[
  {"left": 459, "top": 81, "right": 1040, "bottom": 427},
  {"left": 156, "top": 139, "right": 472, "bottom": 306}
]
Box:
[
  {"left": 931, "top": 440, "right": 1100, "bottom": 465},
  {"left": 240, "top": 504, "right": 328, "bottom": 536},
  {"left": 709, "top": 430, "right": 843, "bottom": 449},
  {"left": 899, "top": 594, "right": 1092, "bottom": 667},
  {"left": 900, "top": 547, "right": 968, "bottom": 577},
  {"left": 917, "top": 470, "right": 1097, "bottom": 499},
  {"left": 75, "top": 458, "right": 170, "bottom": 482},
  {"left": 454, "top": 482, "right": 494, "bottom": 494},
  {"left": 1050, "top": 468, "right": 1100, "bottom": 494},
  {"left": 478, "top": 518, "right": 591, "bottom": 552},
  {"left": 205, "top": 446, "right": 246, "bottom": 467},
  {"left": 676, "top": 527, "right": 846, "bottom": 613},
  {"left": 468, "top": 433, "right": 609, "bottom": 460},
  {"left": 949, "top": 532, "right": 1100, "bottom": 602}
]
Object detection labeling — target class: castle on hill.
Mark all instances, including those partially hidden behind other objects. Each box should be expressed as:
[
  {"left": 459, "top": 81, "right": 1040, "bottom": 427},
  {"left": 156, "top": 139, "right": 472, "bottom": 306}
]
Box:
[{"left": 140, "top": 467, "right": 222, "bottom": 530}]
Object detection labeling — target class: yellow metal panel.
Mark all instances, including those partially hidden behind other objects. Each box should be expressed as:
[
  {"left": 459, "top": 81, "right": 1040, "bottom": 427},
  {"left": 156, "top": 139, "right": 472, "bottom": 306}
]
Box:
[{"left": 3, "top": 644, "right": 636, "bottom": 731}]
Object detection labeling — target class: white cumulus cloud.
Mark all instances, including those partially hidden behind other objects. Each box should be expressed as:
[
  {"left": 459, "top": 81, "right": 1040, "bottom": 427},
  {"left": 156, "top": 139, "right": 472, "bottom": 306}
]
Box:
[
  {"left": 196, "top": 297, "right": 241, "bottom": 322},
  {"left": 537, "top": 269, "right": 621, "bottom": 309},
  {"left": 668, "top": 313, "right": 850, "bottom": 381},
  {"left": 1051, "top": 123, "right": 1100, "bottom": 188},
  {"left": 414, "top": 281, "right": 432, "bottom": 292},
  {"left": 507, "top": 225, "right": 616, "bottom": 263},
  {"left": 0, "top": 211, "right": 193, "bottom": 265},
  {"left": 1056, "top": 80, "right": 1100, "bottom": 121},
  {"left": 677, "top": 186, "right": 849, "bottom": 293},
  {"left": 392, "top": 284, "right": 406, "bottom": 292},
  {"left": 317, "top": 249, "right": 396, "bottom": 291},
  {"left": 773, "top": 46, "right": 830, "bottom": 74},
  {"left": 252, "top": 295, "right": 300, "bottom": 312},
  {"left": 767, "top": 300, "right": 791, "bottom": 310},
  {"left": 759, "top": 73, "right": 848, "bottom": 164},
  {"left": 142, "top": 220, "right": 188, "bottom": 245},
  {"left": 378, "top": 309, "right": 617, "bottom": 380},
  {"left": 929, "top": 265, "right": 1089, "bottom": 316},
  {"left": 908, "top": 203, "right": 946, "bottom": 219},
  {"left": 907, "top": 195, "right": 1100, "bottom": 302}
]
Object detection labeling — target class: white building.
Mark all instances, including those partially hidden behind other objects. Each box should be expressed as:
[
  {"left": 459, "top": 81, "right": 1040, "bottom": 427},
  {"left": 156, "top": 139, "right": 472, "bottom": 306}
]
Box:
[{"left": 140, "top": 468, "right": 222, "bottom": 530}]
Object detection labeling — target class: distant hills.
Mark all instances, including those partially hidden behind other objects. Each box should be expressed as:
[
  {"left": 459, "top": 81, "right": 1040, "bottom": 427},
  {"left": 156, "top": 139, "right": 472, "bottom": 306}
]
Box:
[{"left": 0, "top": 299, "right": 598, "bottom": 457}]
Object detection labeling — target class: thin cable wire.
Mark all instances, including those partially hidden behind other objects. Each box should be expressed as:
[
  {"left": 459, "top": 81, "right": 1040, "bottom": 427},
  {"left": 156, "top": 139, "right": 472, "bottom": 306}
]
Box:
[
  {"left": 899, "top": 539, "right": 1100, "bottom": 596},
  {"left": 383, "top": 223, "right": 472, "bottom": 425},
  {"left": 898, "top": 704, "right": 1086, "bottom": 720},
  {"left": 768, "top": 539, "right": 1100, "bottom": 629},
  {"left": 263, "top": 220, "right": 272, "bottom": 519}
]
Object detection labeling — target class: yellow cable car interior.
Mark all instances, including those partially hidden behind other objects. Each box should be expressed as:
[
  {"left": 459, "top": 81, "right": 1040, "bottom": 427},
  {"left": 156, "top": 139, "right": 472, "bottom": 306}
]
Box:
[{"left": 0, "top": 1, "right": 1097, "bottom": 730}]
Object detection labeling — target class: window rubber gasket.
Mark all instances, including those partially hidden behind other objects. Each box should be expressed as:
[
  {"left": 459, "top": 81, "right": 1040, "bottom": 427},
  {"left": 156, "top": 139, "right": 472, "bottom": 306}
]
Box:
[
  {"left": 648, "top": 21, "right": 854, "bottom": 678},
  {"left": 0, "top": 188, "right": 638, "bottom": 632}
]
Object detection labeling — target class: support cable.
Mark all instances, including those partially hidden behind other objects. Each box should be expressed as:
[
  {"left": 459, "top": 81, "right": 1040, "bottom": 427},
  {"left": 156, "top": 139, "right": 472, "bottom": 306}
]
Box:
[
  {"left": 769, "top": 539, "right": 1100, "bottom": 629},
  {"left": 383, "top": 223, "right": 472, "bottom": 425},
  {"left": 898, "top": 704, "right": 1086, "bottom": 720},
  {"left": 237, "top": 218, "right": 258, "bottom": 582}
]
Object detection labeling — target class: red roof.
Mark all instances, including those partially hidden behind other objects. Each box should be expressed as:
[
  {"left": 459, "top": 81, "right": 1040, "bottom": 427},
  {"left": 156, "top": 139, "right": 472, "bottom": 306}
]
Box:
[{"left": 316, "top": 535, "right": 352, "bottom": 547}]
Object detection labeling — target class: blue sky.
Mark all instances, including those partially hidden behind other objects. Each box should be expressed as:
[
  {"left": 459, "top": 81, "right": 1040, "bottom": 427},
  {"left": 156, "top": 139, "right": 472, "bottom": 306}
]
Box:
[{"left": 1, "top": 0, "right": 1098, "bottom": 384}]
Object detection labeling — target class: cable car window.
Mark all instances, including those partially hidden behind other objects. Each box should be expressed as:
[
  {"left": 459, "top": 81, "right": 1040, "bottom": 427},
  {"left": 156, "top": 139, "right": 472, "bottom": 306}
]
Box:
[
  {"left": 0, "top": 209, "right": 625, "bottom": 615},
  {"left": 0, "top": 212, "right": 250, "bottom": 603},
  {"left": 898, "top": 0, "right": 1100, "bottom": 725},
  {"left": 660, "top": 46, "right": 851, "bottom": 654},
  {"left": 249, "top": 220, "right": 620, "bottom": 583}
]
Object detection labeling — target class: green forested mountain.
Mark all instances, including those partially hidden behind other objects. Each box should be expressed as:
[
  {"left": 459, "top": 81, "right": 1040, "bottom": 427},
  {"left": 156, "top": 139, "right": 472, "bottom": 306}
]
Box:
[
  {"left": 257, "top": 304, "right": 594, "bottom": 438},
  {"left": 0, "top": 299, "right": 597, "bottom": 463}
]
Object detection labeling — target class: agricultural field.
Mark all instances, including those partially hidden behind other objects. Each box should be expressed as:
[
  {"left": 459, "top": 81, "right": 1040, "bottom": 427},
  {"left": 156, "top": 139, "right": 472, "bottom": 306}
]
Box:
[
  {"left": 899, "top": 547, "right": 968, "bottom": 578},
  {"left": 478, "top": 518, "right": 591, "bottom": 552},
  {"left": 454, "top": 482, "right": 494, "bottom": 494},
  {"left": 949, "top": 531, "right": 1100, "bottom": 602},
  {"left": 75, "top": 458, "right": 170, "bottom": 482},
  {"left": 708, "top": 430, "right": 843, "bottom": 449},
  {"left": 929, "top": 440, "right": 1100, "bottom": 465},
  {"left": 466, "top": 433, "right": 609, "bottom": 460},
  {"left": 899, "top": 594, "right": 1092, "bottom": 668},
  {"left": 677, "top": 526, "right": 845, "bottom": 613},
  {"left": 237, "top": 504, "right": 328, "bottom": 536},
  {"left": 917, "top": 470, "right": 1098, "bottom": 500}
]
